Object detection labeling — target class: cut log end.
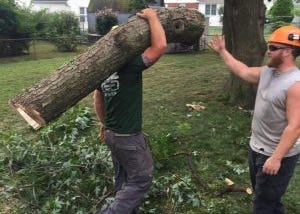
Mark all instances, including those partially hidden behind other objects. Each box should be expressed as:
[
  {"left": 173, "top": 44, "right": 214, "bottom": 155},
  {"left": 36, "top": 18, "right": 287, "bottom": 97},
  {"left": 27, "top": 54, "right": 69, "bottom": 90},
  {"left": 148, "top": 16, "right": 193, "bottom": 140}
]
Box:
[{"left": 9, "top": 101, "right": 45, "bottom": 130}]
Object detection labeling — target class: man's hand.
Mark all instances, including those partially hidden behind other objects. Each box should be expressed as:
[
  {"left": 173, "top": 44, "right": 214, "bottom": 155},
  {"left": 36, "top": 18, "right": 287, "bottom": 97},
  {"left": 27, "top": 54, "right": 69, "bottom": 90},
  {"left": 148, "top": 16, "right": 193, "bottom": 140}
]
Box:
[
  {"left": 210, "top": 35, "right": 226, "bottom": 54},
  {"left": 99, "top": 123, "right": 105, "bottom": 142},
  {"left": 262, "top": 156, "right": 281, "bottom": 176},
  {"left": 136, "top": 8, "right": 158, "bottom": 21}
]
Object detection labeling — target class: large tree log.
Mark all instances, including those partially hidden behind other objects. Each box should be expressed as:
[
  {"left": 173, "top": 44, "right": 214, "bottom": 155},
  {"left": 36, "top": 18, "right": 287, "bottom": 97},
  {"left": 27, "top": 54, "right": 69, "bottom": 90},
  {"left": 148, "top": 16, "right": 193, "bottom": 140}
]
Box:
[{"left": 9, "top": 8, "right": 205, "bottom": 130}]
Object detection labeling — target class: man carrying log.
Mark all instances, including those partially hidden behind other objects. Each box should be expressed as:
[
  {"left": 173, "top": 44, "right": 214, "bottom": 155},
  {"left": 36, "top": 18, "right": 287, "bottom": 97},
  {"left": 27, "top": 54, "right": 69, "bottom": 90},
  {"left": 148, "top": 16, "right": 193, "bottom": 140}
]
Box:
[
  {"left": 93, "top": 8, "right": 167, "bottom": 214},
  {"left": 210, "top": 26, "right": 300, "bottom": 214}
]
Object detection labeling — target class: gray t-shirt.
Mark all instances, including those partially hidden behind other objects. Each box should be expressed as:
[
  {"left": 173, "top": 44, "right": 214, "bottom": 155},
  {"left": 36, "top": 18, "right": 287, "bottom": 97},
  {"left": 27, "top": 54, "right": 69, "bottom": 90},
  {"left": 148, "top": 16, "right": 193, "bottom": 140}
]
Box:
[{"left": 250, "top": 66, "right": 300, "bottom": 157}]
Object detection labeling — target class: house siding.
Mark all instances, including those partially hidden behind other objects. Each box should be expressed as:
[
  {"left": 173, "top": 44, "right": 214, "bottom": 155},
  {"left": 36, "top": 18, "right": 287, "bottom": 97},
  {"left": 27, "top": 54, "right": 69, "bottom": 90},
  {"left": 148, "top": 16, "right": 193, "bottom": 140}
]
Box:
[
  {"left": 68, "top": 1, "right": 90, "bottom": 31},
  {"left": 165, "top": 0, "right": 223, "bottom": 26},
  {"left": 31, "top": 2, "right": 70, "bottom": 13},
  {"left": 165, "top": 3, "right": 199, "bottom": 9},
  {"left": 198, "top": 3, "right": 223, "bottom": 27},
  {"left": 16, "top": 0, "right": 90, "bottom": 31},
  {"left": 198, "top": 0, "right": 223, "bottom": 3}
]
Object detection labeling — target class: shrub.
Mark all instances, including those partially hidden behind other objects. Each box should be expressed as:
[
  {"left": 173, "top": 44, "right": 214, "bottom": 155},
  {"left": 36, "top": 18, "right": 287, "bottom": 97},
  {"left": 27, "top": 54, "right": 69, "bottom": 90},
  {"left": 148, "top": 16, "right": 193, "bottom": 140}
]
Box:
[
  {"left": 129, "top": 0, "right": 155, "bottom": 10},
  {"left": 269, "top": 0, "right": 294, "bottom": 23},
  {"left": 30, "top": 9, "right": 54, "bottom": 38},
  {"left": 270, "top": 20, "right": 290, "bottom": 32},
  {"left": 294, "top": 8, "right": 300, "bottom": 17},
  {"left": 48, "top": 12, "right": 80, "bottom": 52},
  {"left": 0, "top": 0, "right": 33, "bottom": 57},
  {"left": 218, "top": 5, "right": 224, "bottom": 24},
  {"left": 96, "top": 11, "right": 118, "bottom": 35}
]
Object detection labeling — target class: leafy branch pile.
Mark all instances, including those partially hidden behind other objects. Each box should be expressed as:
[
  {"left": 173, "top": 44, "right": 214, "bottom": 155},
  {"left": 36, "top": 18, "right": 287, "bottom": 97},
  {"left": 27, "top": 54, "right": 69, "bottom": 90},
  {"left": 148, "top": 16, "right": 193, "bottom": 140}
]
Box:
[
  {"left": 0, "top": 107, "right": 113, "bottom": 213},
  {"left": 0, "top": 106, "right": 252, "bottom": 213}
]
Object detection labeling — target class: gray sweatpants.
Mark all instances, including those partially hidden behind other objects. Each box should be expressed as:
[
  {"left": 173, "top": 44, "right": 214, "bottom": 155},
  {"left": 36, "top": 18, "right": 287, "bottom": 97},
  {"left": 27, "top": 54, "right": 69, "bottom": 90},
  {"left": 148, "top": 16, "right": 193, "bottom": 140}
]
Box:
[{"left": 99, "top": 130, "right": 153, "bottom": 214}]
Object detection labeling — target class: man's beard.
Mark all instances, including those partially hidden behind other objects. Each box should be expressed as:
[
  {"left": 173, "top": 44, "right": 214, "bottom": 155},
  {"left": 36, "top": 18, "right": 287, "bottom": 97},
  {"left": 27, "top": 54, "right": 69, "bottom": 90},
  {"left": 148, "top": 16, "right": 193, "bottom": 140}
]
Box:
[{"left": 267, "top": 55, "right": 283, "bottom": 68}]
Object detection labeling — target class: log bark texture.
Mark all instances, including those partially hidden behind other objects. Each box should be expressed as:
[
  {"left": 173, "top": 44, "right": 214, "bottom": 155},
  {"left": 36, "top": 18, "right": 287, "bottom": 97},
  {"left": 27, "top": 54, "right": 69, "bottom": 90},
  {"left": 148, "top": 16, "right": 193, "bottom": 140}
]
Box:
[{"left": 9, "top": 8, "right": 205, "bottom": 129}]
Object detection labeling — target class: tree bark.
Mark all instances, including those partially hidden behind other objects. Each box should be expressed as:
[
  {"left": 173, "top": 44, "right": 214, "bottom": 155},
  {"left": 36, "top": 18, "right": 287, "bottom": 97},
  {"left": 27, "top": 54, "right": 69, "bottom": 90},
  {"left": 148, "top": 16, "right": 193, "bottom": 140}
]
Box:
[
  {"left": 9, "top": 8, "right": 205, "bottom": 129},
  {"left": 223, "top": 0, "right": 267, "bottom": 109}
]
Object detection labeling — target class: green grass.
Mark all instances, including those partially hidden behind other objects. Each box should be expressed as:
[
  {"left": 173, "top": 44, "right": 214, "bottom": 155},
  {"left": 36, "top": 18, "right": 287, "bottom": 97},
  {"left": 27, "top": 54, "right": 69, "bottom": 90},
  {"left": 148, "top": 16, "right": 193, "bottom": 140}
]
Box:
[
  {"left": 208, "top": 26, "right": 222, "bottom": 35},
  {"left": 0, "top": 41, "right": 89, "bottom": 130},
  {"left": 0, "top": 41, "right": 88, "bottom": 64},
  {"left": 1, "top": 42, "right": 300, "bottom": 213}
]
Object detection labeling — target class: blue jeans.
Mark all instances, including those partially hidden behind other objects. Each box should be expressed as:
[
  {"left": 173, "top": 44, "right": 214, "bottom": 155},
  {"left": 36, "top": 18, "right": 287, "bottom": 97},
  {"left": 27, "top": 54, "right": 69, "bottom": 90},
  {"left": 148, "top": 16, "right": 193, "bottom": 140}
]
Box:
[
  {"left": 98, "top": 131, "right": 153, "bottom": 214},
  {"left": 248, "top": 147, "right": 299, "bottom": 214}
]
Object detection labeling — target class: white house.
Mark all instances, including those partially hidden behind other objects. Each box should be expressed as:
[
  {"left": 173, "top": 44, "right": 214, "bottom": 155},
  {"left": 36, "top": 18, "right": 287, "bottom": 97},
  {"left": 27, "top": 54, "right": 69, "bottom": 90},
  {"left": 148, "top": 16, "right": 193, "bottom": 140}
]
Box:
[
  {"left": 164, "top": 0, "right": 223, "bottom": 26},
  {"left": 15, "top": 0, "right": 90, "bottom": 31},
  {"left": 164, "top": 0, "right": 199, "bottom": 10},
  {"left": 31, "top": 0, "right": 69, "bottom": 12},
  {"left": 198, "top": 0, "right": 223, "bottom": 27}
]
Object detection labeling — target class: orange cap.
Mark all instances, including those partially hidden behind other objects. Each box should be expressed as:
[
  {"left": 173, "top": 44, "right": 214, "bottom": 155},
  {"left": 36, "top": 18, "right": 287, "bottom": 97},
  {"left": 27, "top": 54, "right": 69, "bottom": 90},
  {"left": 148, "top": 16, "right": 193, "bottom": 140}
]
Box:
[{"left": 268, "top": 26, "right": 300, "bottom": 47}]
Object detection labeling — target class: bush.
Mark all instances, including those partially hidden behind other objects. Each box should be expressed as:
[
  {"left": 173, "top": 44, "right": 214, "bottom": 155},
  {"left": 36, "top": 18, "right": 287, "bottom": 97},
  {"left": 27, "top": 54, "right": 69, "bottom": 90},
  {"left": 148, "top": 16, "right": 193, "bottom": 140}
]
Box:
[
  {"left": 269, "top": 0, "right": 294, "bottom": 23},
  {"left": 30, "top": 10, "right": 82, "bottom": 51},
  {"left": 0, "top": 0, "right": 33, "bottom": 57},
  {"left": 30, "top": 9, "right": 54, "bottom": 38},
  {"left": 48, "top": 12, "right": 80, "bottom": 52},
  {"left": 270, "top": 20, "right": 290, "bottom": 32},
  {"left": 129, "top": 0, "right": 155, "bottom": 10},
  {"left": 218, "top": 5, "right": 224, "bottom": 24},
  {"left": 294, "top": 8, "right": 300, "bottom": 17},
  {"left": 96, "top": 11, "right": 118, "bottom": 35}
]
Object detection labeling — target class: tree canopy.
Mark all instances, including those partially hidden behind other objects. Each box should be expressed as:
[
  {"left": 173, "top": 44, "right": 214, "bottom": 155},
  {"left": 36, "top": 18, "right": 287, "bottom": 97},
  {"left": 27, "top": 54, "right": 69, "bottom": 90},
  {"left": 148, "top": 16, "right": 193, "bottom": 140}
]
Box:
[{"left": 96, "top": 12, "right": 118, "bottom": 35}]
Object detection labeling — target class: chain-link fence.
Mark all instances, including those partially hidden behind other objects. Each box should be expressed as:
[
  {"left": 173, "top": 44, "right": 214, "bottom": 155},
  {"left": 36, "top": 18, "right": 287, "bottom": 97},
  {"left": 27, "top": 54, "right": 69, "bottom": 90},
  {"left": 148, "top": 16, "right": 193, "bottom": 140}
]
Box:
[{"left": 0, "top": 35, "right": 101, "bottom": 58}]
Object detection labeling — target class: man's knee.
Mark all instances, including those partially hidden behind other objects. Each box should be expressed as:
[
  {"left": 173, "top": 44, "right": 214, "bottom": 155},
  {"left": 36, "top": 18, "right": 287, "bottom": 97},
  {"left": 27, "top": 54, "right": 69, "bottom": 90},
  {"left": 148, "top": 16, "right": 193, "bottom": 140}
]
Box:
[
  {"left": 131, "top": 174, "right": 153, "bottom": 193},
  {"left": 255, "top": 184, "right": 284, "bottom": 203}
]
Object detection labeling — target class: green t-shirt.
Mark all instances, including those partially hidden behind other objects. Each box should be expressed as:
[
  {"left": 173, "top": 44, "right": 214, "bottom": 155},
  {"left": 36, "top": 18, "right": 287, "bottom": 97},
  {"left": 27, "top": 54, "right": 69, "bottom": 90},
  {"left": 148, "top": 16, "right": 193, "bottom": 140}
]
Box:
[{"left": 100, "top": 55, "right": 147, "bottom": 134}]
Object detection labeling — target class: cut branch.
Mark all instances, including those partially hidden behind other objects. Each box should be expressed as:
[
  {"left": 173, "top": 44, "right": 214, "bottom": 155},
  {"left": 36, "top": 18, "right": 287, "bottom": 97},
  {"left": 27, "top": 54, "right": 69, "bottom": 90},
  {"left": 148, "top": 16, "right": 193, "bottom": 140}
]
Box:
[
  {"left": 172, "top": 151, "right": 208, "bottom": 190},
  {"left": 217, "top": 178, "right": 252, "bottom": 196},
  {"left": 96, "top": 190, "right": 115, "bottom": 208}
]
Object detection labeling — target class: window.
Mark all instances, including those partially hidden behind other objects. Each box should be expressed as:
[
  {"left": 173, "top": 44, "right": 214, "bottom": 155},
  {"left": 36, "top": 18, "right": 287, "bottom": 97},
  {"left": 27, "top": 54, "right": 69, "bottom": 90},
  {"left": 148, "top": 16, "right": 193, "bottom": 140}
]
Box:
[
  {"left": 205, "top": 4, "right": 210, "bottom": 15},
  {"left": 211, "top": 4, "right": 216, "bottom": 15},
  {"left": 205, "top": 4, "right": 217, "bottom": 16},
  {"left": 80, "top": 16, "right": 85, "bottom": 22},
  {"left": 79, "top": 7, "right": 85, "bottom": 22},
  {"left": 179, "top": 3, "right": 186, "bottom": 8}
]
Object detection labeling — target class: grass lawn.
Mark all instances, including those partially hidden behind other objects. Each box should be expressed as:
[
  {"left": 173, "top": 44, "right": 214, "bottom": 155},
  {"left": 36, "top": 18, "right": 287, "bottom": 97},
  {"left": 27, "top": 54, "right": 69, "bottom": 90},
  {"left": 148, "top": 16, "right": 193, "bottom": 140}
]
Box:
[
  {"left": 0, "top": 42, "right": 300, "bottom": 213},
  {"left": 0, "top": 41, "right": 89, "bottom": 130}
]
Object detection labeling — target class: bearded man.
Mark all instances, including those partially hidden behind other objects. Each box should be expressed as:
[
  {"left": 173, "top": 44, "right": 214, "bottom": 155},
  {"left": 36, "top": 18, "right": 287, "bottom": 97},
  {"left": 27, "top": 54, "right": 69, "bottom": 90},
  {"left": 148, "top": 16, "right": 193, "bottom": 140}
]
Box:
[{"left": 210, "top": 26, "right": 300, "bottom": 214}]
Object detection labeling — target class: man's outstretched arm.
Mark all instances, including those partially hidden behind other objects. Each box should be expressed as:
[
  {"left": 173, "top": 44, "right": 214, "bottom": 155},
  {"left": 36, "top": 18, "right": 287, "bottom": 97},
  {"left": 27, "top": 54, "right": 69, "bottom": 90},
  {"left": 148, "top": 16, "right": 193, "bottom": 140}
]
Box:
[{"left": 210, "top": 35, "right": 261, "bottom": 84}]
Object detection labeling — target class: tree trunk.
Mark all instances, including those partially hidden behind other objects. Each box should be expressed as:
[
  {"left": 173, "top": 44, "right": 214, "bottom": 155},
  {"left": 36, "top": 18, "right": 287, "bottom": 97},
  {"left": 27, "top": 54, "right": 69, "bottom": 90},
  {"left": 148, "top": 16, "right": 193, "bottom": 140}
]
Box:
[
  {"left": 9, "top": 8, "right": 205, "bottom": 130},
  {"left": 223, "top": 0, "right": 267, "bottom": 109}
]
